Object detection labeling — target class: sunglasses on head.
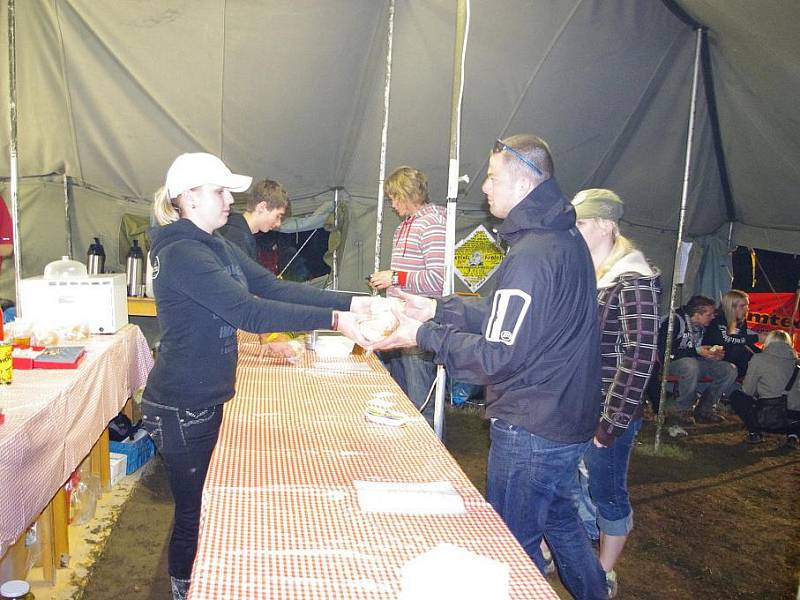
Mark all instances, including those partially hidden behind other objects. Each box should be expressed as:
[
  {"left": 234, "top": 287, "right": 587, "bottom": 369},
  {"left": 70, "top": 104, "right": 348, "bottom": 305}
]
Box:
[{"left": 493, "top": 139, "right": 543, "bottom": 177}]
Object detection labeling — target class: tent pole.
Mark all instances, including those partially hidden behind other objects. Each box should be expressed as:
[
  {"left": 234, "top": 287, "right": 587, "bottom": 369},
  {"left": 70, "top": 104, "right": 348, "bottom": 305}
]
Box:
[
  {"left": 331, "top": 187, "right": 340, "bottom": 290},
  {"left": 7, "top": 0, "right": 22, "bottom": 314},
  {"left": 371, "top": 0, "right": 396, "bottom": 291},
  {"left": 655, "top": 27, "right": 703, "bottom": 452},
  {"left": 431, "top": 0, "right": 469, "bottom": 440},
  {"left": 63, "top": 174, "right": 73, "bottom": 258}
]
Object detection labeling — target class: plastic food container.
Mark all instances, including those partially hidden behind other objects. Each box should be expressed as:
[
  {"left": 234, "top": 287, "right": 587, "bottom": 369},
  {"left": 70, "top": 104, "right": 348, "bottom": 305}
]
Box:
[{"left": 43, "top": 256, "right": 88, "bottom": 279}]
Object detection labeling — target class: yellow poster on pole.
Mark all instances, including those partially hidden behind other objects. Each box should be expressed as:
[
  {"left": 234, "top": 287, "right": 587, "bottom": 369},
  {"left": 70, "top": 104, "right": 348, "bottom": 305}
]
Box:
[{"left": 453, "top": 225, "right": 504, "bottom": 292}]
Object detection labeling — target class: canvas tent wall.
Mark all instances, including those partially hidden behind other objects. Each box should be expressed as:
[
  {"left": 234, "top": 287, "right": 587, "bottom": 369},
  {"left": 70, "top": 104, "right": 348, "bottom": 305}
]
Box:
[{"left": 2, "top": 0, "right": 798, "bottom": 303}]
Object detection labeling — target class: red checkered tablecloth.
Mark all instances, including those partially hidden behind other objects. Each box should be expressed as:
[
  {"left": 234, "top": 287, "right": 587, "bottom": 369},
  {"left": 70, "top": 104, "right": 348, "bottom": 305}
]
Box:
[
  {"left": 0, "top": 324, "right": 153, "bottom": 557},
  {"left": 189, "top": 335, "right": 557, "bottom": 599}
]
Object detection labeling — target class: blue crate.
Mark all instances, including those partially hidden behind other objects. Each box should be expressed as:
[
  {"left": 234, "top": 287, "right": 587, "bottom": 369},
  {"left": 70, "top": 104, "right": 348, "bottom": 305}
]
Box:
[{"left": 110, "top": 430, "right": 155, "bottom": 474}]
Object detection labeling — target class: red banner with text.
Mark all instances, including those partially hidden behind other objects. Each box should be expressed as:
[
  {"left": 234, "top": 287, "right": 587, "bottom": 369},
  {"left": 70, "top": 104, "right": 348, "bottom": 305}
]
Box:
[{"left": 747, "top": 292, "right": 800, "bottom": 351}]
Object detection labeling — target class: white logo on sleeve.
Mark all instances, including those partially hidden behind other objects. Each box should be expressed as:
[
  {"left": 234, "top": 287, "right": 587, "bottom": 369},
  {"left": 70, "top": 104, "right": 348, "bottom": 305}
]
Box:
[
  {"left": 152, "top": 256, "right": 160, "bottom": 279},
  {"left": 486, "top": 289, "right": 531, "bottom": 345}
]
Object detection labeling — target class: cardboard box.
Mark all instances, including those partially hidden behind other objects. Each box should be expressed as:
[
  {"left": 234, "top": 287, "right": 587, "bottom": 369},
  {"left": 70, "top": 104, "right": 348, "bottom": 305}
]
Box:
[
  {"left": 33, "top": 346, "right": 86, "bottom": 369},
  {"left": 110, "top": 429, "right": 155, "bottom": 474},
  {"left": 109, "top": 452, "right": 128, "bottom": 487}
]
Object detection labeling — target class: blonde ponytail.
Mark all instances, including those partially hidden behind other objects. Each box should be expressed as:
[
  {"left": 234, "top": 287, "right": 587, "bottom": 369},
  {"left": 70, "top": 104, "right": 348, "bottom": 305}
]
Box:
[
  {"left": 153, "top": 185, "right": 181, "bottom": 226},
  {"left": 595, "top": 223, "right": 634, "bottom": 280}
]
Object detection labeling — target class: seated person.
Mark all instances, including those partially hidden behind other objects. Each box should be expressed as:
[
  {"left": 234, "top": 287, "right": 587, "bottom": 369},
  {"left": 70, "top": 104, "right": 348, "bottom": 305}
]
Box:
[
  {"left": 703, "top": 289, "right": 764, "bottom": 377},
  {"left": 219, "top": 178, "right": 289, "bottom": 261},
  {"left": 658, "top": 295, "right": 737, "bottom": 425},
  {"left": 731, "top": 330, "right": 800, "bottom": 447}
]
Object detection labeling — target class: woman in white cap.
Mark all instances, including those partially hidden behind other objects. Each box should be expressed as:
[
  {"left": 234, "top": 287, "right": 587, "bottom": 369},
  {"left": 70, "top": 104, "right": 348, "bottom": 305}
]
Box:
[
  {"left": 143, "top": 152, "right": 370, "bottom": 599},
  {"left": 571, "top": 188, "right": 661, "bottom": 598}
]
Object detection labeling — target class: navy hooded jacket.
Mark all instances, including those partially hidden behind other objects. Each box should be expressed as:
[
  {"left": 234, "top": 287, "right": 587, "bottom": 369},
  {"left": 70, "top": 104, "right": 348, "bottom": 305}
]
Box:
[
  {"left": 143, "top": 218, "right": 351, "bottom": 410},
  {"left": 417, "top": 178, "right": 601, "bottom": 443}
]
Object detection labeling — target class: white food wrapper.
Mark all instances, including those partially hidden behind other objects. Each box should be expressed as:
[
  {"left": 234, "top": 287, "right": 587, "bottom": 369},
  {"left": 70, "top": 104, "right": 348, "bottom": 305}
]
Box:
[{"left": 400, "top": 543, "right": 510, "bottom": 600}]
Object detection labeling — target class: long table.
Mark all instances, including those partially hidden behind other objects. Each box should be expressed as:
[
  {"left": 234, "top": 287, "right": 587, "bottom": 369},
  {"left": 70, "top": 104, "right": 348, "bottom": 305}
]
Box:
[
  {"left": 0, "top": 324, "right": 153, "bottom": 558},
  {"left": 189, "top": 335, "right": 557, "bottom": 599}
]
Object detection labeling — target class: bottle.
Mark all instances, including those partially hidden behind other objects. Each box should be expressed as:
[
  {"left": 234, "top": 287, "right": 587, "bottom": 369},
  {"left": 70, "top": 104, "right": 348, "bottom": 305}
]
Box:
[
  {"left": 0, "top": 579, "right": 35, "bottom": 599},
  {"left": 87, "top": 237, "right": 106, "bottom": 275},
  {"left": 125, "top": 240, "right": 144, "bottom": 297}
]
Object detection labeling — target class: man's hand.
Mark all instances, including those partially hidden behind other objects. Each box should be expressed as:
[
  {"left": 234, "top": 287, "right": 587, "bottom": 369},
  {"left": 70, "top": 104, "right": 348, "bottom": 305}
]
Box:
[
  {"left": 259, "top": 341, "right": 301, "bottom": 360},
  {"left": 349, "top": 295, "right": 373, "bottom": 315},
  {"left": 698, "top": 345, "right": 724, "bottom": 360},
  {"left": 757, "top": 331, "right": 768, "bottom": 344},
  {"left": 387, "top": 288, "right": 436, "bottom": 323},
  {"left": 368, "top": 270, "right": 393, "bottom": 290},
  {"left": 368, "top": 305, "right": 423, "bottom": 351}
]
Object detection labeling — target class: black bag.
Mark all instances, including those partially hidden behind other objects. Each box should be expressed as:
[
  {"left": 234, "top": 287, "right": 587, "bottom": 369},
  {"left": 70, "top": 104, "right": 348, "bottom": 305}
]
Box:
[
  {"left": 108, "top": 413, "right": 140, "bottom": 442},
  {"left": 755, "top": 364, "right": 800, "bottom": 431}
]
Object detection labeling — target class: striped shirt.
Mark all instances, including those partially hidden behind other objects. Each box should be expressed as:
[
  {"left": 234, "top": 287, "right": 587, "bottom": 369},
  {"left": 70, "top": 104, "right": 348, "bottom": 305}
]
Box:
[{"left": 390, "top": 203, "right": 446, "bottom": 297}]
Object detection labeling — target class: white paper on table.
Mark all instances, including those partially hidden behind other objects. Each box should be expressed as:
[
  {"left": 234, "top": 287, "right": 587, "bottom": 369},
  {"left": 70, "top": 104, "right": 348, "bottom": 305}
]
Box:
[
  {"left": 354, "top": 480, "right": 465, "bottom": 515},
  {"left": 399, "top": 543, "right": 510, "bottom": 600},
  {"left": 309, "top": 361, "right": 372, "bottom": 374}
]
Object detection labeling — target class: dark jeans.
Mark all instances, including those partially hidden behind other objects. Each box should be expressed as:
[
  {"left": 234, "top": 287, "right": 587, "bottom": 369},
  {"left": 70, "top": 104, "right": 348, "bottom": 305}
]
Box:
[
  {"left": 141, "top": 398, "right": 223, "bottom": 580},
  {"left": 486, "top": 419, "right": 607, "bottom": 600}
]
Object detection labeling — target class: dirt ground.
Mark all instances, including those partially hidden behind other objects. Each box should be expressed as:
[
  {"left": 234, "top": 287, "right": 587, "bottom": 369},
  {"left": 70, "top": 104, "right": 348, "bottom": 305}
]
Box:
[{"left": 80, "top": 405, "right": 800, "bottom": 599}]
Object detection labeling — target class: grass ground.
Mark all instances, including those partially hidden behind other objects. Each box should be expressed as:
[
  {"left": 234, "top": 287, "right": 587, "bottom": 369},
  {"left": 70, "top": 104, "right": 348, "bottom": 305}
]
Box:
[{"left": 80, "top": 405, "right": 800, "bottom": 599}]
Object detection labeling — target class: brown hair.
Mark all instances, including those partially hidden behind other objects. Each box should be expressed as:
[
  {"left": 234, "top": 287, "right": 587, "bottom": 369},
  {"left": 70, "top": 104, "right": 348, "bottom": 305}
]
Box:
[
  {"left": 248, "top": 179, "right": 289, "bottom": 213},
  {"left": 495, "top": 134, "right": 554, "bottom": 183},
  {"left": 384, "top": 166, "right": 429, "bottom": 206}
]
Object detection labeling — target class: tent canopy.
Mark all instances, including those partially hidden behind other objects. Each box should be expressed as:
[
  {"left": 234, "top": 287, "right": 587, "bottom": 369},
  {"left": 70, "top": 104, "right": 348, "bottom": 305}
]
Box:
[{"left": 1, "top": 0, "right": 798, "bottom": 295}]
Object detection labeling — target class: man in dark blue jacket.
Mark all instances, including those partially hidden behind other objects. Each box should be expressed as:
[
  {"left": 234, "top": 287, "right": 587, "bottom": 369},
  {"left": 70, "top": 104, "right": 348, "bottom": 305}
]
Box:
[{"left": 371, "top": 135, "right": 606, "bottom": 599}]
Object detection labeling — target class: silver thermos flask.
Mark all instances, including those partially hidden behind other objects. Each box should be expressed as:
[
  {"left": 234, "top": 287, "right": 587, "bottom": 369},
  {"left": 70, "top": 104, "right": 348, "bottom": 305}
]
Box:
[
  {"left": 87, "top": 237, "right": 106, "bottom": 275},
  {"left": 126, "top": 239, "right": 145, "bottom": 297}
]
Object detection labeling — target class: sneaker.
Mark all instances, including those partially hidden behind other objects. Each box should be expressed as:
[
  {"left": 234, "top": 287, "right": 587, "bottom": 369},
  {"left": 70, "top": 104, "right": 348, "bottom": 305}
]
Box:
[
  {"left": 785, "top": 434, "right": 799, "bottom": 450},
  {"left": 541, "top": 554, "right": 556, "bottom": 577},
  {"left": 540, "top": 544, "right": 556, "bottom": 576},
  {"left": 605, "top": 569, "right": 618, "bottom": 599},
  {"left": 694, "top": 411, "right": 726, "bottom": 424},
  {"left": 746, "top": 432, "right": 764, "bottom": 444}
]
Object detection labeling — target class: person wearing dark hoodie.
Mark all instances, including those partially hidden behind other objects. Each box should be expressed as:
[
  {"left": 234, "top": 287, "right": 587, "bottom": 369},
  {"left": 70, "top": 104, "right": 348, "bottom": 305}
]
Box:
[
  {"left": 657, "top": 295, "right": 737, "bottom": 425},
  {"left": 370, "top": 135, "right": 607, "bottom": 599},
  {"left": 142, "top": 152, "right": 370, "bottom": 600},
  {"left": 703, "top": 289, "right": 765, "bottom": 377},
  {"left": 732, "top": 329, "right": 800, "bottom": 446}
]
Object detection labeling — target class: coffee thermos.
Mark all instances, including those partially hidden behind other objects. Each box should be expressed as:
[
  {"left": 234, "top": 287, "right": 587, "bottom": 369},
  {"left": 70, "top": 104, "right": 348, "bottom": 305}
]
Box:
[
  {"left": 87, "top": 237, "right": 106, "bottom": 275},
  {"left": 125, "top": 239, "right": 145, "bottom": 297}
]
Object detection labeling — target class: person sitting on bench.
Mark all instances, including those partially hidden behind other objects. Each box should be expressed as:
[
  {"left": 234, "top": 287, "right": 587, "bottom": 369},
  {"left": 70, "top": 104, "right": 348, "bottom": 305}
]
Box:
[{"left": 658, "top": 295, "right": 737, "bottom": 425}]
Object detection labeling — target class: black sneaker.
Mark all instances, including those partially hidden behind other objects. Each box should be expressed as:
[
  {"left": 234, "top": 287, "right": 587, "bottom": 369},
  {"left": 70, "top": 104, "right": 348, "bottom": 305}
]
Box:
[
  {"left": 785, "top": 434, "right": 799, "bottom": 450},
  {"left": 746, "top": 432, "right": 764, "bottom": 444}
]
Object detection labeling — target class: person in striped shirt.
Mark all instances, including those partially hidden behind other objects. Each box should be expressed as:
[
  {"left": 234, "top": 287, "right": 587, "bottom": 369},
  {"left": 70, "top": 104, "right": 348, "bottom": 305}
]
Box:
[{"left": 369, "top": 166, "right": 446, "bottom": 426}]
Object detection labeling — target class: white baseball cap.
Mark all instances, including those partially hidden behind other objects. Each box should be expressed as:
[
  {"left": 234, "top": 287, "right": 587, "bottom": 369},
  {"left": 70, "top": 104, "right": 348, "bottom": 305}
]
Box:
[{"left": 165, "top": 152, "right": 252, "bottom": 199}]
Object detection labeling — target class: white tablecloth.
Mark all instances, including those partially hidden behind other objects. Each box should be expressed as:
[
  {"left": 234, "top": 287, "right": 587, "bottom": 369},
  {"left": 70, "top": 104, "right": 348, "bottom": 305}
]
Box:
[{"left": 0, "top": 324, "right": 153, "bottom": 556}]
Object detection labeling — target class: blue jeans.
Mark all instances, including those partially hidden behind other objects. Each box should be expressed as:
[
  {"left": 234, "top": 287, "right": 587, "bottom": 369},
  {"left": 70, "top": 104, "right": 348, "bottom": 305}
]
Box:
[
  {"left": 487, "top": 419, "right": 607, "bottom": 600},
  {"left": 669, "top": 357, "right": 737, "bottom": 412},
  {"left": 575, "top": 418, "right": 642, "bottom": 540},
  {"left": 381, "top": 347, "right": 437, "bottom": 427},
  {"left": 141, "top": 398, "right": 223, "bottom": 580}
]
